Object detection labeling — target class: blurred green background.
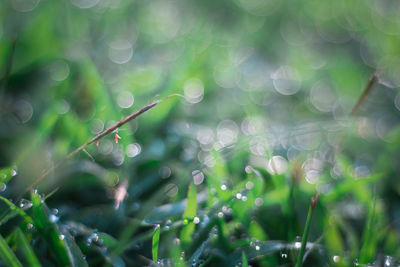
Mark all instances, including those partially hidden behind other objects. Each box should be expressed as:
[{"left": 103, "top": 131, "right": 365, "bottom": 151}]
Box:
[{"left": 0, "top": 0, "right": 400, "bottom": 266}]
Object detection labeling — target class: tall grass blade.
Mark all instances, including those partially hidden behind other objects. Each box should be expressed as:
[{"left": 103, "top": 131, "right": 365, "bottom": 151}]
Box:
[
  {"left": 181, "top": 183, "right": 197, "bottom": 248},
  {"left": 31, "top": 190, "right": 70, "bottom": 266},
  {"left": 8, "top": 228, "right": 41, "bottom": 267},
  {"left": 0, "top": 233, "right": 23, "bottom": 267},
  {"left": 242, "top": 251, "right": 248, "bottom": 267},
  {"left": 152, "top": 224, "right": 161, "bottom": 263},
  {"left": 295, "top": 193, "right": 320, "bottom": 267}
]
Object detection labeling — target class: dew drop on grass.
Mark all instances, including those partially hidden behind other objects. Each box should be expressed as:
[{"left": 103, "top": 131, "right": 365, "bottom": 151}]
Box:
[
  {"left": 59, "top": 235, "right": 65, "bottom": 240},
  {"left": 294, "top": 242, "right": 301, "bottom": 249},
  {"left": 11, "top": 169, "right": 17, "bottom": 176},
  {"left": 218, "top": 212, "right": 224, "bottom": 218},
  {"left": 220, "top": 184, "right": 227, "bottom": 190},
  {"left": 49, "top": 214, "right": 59, "bottom": 223},
  {"left": 19, "top": 199, "right": 32, "bottom": 209},
  {"left": 333, "top": 255, "right": 340, "bottom": 262},
  {"left": 193, "top": 217, "right": 200, "bottom": 224},
  {"left": 236, "top": 193, "right": 242, "bottom": 199},
  {"left": 245, "top": 181, "right": 253, "bottom": 189},
  {"left": 281, "top": 253, "right": 288, "bottom": 258},
  {"left": 0, "top": 183, "right": 6, "bottom": 192}
]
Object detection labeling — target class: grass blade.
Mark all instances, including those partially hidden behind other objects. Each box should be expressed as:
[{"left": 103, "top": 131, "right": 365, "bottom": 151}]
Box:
[
  {"left": 31, "top": 190, "right": 71, "bottom": 266},
  {"left": 152, "top": 224, "right": 160, "bottom": 263},
  {"left": 8, "top": 228, "right": 41, "bottom": 267},
  {"left": 242, "top": 251, "right": 248, "bottom": 267},
  {"left": 295, "top": 193, "right": 320, "bottom": 267},
  {"left": 0, "top": 196, "right": 34, "bottom": 225},
  {"left": 0, "top": 233, "right": 23, "bottom": 267},
  {"left": 180, "top": 183, "right": 197, "bottom": 248}
]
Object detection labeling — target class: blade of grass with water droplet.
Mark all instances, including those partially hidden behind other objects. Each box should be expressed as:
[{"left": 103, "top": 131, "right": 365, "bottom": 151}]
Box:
[
  {"left": 31, "top": 190, "right": 70, "bottom": 266},
  {"left": 0, "top": 167, "right": 16, "bottom": 184},
  {"left": 227, "top": 241, "right": 286, "bottom": 266},
  {"left": 152, "top": 225, "right": 160, "bottom": 263},
  {"left": 7, "top": 228, "right": 40, "bottom": 267},
  {"left": 181, "top": 183, "right": 197, "bottom": 248},
  {"left": 61, "top": 230, "right": 89, "bottom": 267},
  {"left": 0, "top": 233, "right": 23, "bottom": 267},
  {"left": 0, "top": 196, "right": 34, "bottom": 225}
]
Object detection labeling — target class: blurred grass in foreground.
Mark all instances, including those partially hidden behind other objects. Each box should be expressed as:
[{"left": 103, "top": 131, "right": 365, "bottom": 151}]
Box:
[{"left": 1, "top": 0, "right": 400, "bottom": 266}]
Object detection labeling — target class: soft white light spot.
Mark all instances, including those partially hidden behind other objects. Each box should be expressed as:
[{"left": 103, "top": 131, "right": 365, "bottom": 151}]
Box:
[
  {"left": 255, "top": 197, "right": 263, "bottom": 207},
  {"left": 196, "top": 128, "right": 214, "bottom": 145},
  {"left": 193, "top": 217, "right": 200, "bottom": 224},
  {"left": 217, "top": 120, "right": 239, "bottom": 146},
  {"left": 192, "top": 170, "right": 204, "bottom": 185},
  {"left": 271, "top": 66, "right": 301, "bottom": 95},
  {"left": 220, "top": 184, "right": 227, "bottom": 191},
  {"left": 57, "top": 100, "right": 70, "bottom": 114},
  {"left": 14, "top": 100, "right": 33, "bottom": 123},
  {"left": 117, "top": 91, "right": 134, "bottom": 109},
  {"left": 90, "top": 119, "right": 104, "bottom": 134},
  {"left": 333, "top": 256, "right": 340, "bottom": 263},
  {"left": 266, "top": 156, "right": 288, "bottom": 175},
  {"left": 108, "top": 40, "right": 133, "bottom": 64},
  {"left": 12, "top": 0, "right": 40, "bottom": 12},
  {"left": 246, "top": 181, "right": 254, "bottom": 190},
  {"left": 165, "top": 183, "right": 178, "bottom": 197},
  {"left": 159, "top": 166, "right": 171, "bottom": 179},
  {"left": 70, "top": 0, "right": 99, "bottom": 8},
  {"left": 184, "top": 78, "right": 204, "bottom": 104},
  {"left": 126, "top": 143, "right": 141, "bottom": 158},
  {"left": 50, "top": 61, "right": 70, "bottom": 81},
  {"left": 310, "top": 81, "right": 336, "bottom": 112},
  {"left": 294, "top": 242, "right": 301, "bottom": 249}
]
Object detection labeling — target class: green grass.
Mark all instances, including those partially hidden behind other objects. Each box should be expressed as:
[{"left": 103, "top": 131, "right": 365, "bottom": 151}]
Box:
[{"left": 1, "top": 0, "right": 400, "bottom": 266}]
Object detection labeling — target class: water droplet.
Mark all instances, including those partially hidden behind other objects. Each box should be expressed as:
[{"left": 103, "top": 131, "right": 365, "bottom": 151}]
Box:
[
  {"left": 385, "top": 256, "right": 393, "bottom": 266},
  {"left": 193, "top": 217, "right": 200, "bottom": 224},
  {"left": 19, "top": 199, "right": 32, "bottom": 209},
  {"left": 49, "top": 214, "right": 59, "bottom": 223},
  {"left": 254, "top": 197, "right": 263, "bottom": 207},
  {"left": 294, "top": 242, "right": 301, "bottom": 249},
  {"left": 255, "top": 245, "right": 260, "bottom": 251},
  {"left": 245, "top": 181, "right": 254, "bottom": 190},
  {"left": 27, "top": 223, "right": 34, "bottom": 229},
  {"left": 245, "top": 165, "right": 253, "bottom": 173},
  {"left": 11, "top": 169, "right": 17, "bottom": 176},
  {"left": 0, "top": 183, "right": 6, "bottom": 192},
  {"left": 59, "top": 235, "right": 65, "bottom": 240},
  {"left": 333, "top": 255, "right": 340, "bottom": 263},
  {"left": 281, "top": 253, "right": 288, "bottom": 258},
  {"left": 220, "top": 184, "right": 227, "bottom": 190},
  {"left": 236, "top": 193, "right": 242, "bottom": 199},
  {"left": 218, "top": 212, "right": 224, "bottom": 218},
  {"left": 192, "top": 170, "right": 205, "bottom": 185},
  {"left": 242, "top": 196, "right": 247, "bottom": 201}
]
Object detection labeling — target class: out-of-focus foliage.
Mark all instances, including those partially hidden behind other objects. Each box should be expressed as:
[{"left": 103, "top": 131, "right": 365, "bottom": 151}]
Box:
[{"left": 0, "top": 0, "right": 400, "bottom": 266}]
